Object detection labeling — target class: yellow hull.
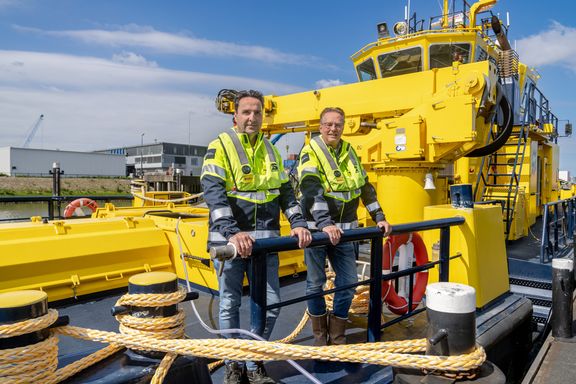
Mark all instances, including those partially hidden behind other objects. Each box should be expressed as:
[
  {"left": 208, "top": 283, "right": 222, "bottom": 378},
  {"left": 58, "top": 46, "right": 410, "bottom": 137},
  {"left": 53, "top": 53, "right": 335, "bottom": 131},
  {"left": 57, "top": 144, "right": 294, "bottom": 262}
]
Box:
[{"left": 0, "top": 204, "right": 305, "bottom": 301}]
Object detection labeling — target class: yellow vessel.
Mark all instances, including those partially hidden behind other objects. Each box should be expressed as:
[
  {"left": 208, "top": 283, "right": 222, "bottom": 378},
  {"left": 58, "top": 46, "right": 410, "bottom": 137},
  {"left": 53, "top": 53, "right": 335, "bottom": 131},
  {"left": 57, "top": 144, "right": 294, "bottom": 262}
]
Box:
[
  {"left": 0, "top": 0, "right": 569, "bottom": 308},
  {"left": 1, "top": 0, "right": 574, "bottom": 383}
]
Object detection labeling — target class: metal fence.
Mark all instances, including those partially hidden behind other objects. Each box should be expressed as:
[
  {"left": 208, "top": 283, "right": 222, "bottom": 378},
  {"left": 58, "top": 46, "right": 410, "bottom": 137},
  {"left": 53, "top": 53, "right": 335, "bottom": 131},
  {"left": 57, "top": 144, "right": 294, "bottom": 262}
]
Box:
[
  {"left": 233, "top": 217, "right": 465, "bottom": 342},
  {"left": 540, "top": 197, "right": 576, "bottom": 263},
  {"left": 1, "top": 163, "right": 132, "bottom": 221}
]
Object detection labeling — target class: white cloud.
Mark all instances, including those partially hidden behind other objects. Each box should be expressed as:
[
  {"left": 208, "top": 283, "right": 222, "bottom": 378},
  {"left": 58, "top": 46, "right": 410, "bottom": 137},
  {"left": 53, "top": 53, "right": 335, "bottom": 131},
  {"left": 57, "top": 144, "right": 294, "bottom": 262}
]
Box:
[
  {"left": 14, "top": 25, "right": 322, "bottom": 66},
  {"left": 0, "top": 50, "right": 305, "bottom": 151},
  {"left": 112, "top": 51, "right": 158, "bottom": 67},
  {"left": 0, "top": 0, "right": 19, "bottom": 9},
  {"left": 516, "top": 21, "right": 576, "bottom": 70},
  {"left": 315, "top": 79, "right": 344, "bottom": 89}
]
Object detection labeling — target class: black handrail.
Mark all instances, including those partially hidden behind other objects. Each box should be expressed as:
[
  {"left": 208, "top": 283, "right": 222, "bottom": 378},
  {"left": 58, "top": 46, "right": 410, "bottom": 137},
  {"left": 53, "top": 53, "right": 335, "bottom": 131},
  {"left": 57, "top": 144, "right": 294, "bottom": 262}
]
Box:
[
  {"left": 540, "top": 197, "right": 576, "bottom": 263},
  {"left": 216, "top": 216, "right": 465, "bottom": 343}
]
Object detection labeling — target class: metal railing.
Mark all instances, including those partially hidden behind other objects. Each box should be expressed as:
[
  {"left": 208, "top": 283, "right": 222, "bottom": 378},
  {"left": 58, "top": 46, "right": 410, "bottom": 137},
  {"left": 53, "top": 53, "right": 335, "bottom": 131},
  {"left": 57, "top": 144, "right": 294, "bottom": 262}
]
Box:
[
  {"left": 1, "top": 163, "right": 132, "bottom": 222},
  {"left": 540, "top": 197, "right": 576, "bottom": 263},
  {"left": 236, "top": 217, "right": 465, "bottom": 343},
  {"left": 0, "top": 195, "right": 133, "bottom": 222}
]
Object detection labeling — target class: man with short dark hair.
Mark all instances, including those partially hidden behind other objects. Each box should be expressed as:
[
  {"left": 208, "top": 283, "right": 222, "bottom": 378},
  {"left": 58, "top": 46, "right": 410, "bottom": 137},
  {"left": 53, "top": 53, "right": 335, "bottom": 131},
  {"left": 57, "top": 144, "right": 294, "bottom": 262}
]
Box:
[
  {"left": 298, "top": 107, "right": 391, "bottom": 346},
  {"left": 202, "top": 90, "right": 311, "bottom": 384}
]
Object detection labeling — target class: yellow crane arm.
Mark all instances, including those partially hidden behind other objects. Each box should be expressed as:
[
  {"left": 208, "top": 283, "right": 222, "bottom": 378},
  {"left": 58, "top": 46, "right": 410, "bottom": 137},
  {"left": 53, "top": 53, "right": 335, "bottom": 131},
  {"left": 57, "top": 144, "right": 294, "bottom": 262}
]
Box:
[{"left": 238, "top": 61, "right": 500, "bottom": 166}]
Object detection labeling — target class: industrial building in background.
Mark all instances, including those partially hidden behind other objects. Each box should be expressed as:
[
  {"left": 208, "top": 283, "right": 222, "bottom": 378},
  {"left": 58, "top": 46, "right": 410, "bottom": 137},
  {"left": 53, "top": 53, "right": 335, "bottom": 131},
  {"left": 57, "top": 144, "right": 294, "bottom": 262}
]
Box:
[
  {"left": 100, "top": 142, "right": 207, "bottom": 177},
  {"left": 0, "top": 147, "right": 125, "bottom": 177},
  {"left": 0, "top": 142, "right": 206, "bottom": 180}
]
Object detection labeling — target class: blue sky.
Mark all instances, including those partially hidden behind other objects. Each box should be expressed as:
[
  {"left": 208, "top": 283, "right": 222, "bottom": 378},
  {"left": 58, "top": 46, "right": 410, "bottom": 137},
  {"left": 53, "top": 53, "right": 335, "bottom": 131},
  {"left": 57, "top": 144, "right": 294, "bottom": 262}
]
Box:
[{"left": 1, "top": 0, "right": 575, "bottom": 174}]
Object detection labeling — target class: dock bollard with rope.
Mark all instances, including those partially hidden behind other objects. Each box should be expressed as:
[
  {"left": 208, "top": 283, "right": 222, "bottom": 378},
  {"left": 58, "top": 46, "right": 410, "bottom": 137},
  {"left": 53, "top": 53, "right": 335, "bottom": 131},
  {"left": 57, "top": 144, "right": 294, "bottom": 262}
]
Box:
[
  {"left": 394, "top": 282, "right": 505, "bottom": 383},
  {"left": 109, "top": 271, "right": 203, "bottom": 383},
  {"left": 207, "top": 240, "right": 492, "bottom": 381},
  {"left": 0, "top": 290, "right": 68, "bottom": 383},
  {"left": 0, "top": 273, "right": 210, "bottom": 384},
  {"left": 0, "top": 275, "right": 486, "bottom": 384}
]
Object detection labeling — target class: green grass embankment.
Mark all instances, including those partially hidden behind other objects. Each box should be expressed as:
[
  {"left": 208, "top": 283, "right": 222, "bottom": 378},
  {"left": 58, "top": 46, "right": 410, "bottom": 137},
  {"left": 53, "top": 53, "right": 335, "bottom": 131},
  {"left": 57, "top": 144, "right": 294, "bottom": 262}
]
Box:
[{"left": 0, "top": 176, "right": 131, "bottom": 196}]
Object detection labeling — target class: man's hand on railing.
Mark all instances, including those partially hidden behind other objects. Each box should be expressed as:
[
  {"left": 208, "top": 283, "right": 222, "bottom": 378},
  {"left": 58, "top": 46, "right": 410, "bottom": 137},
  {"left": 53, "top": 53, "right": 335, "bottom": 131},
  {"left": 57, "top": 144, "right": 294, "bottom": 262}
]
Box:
[
  {"left": 377, "top": 220, "right": 392, "bottom": 237},
  {"left": 291, "top": 227, "right": 312, "bottom": 248},
  {"left": 322, "top": 225, "right": 344, "bottom": 245},
  {"left": 228, "top": 232, "right": 255, "bottom": 258}
]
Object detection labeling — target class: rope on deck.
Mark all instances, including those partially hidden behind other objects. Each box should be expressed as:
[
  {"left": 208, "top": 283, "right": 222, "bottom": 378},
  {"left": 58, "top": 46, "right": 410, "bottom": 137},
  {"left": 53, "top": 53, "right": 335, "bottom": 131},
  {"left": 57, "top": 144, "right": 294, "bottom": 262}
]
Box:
[
  {"left": 0, "top": 288, "right": 190, "bottom": 384},
  {"left": 207, "top": 308, "right": 311, "bottom": 372},
  {"left": 0, "top": 286, "right": 486, "bottom": 383},
  {"left": 54, "top": 325, "right": 486, "bottom": 373},
  {"left": 113, "top": 286, "right": 188, "bottom": 384},
  {"left": 325, "top": 271, "right": 373, "bottom": 315}
]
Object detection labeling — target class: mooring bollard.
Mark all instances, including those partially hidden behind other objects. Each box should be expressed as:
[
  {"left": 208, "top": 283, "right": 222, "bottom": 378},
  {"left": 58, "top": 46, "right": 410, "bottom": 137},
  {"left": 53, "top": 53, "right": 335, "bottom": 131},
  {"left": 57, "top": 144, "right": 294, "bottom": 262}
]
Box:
[
  {"left": 118, "top": 271, "right": 183, "bottom": 359},
  {"left": 394, "top": 282, "right": 506, "bottom": 383},
  {"left": 426, "top": 282, "right": 476, "bottom": 355},
  {"left": 552, "top": 258, "right": 574, "bottom": 339},
  {"left": 49, "top": 162, "right": 63, "bottom": 219},
  {"left": 0, "top": 290, "right": 50, "bottom": 351},
  {"left": 0, "top": 290, "right": 68, "bottom": 382}
]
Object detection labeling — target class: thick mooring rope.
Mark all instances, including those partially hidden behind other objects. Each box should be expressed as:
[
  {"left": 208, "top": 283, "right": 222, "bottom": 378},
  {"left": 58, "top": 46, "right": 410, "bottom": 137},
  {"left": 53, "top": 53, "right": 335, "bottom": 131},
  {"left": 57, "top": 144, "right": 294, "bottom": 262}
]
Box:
[
  {"left": 1, "top": 286, "right": 486, "bottom": 383},
  {"left": 116, "top": 286, "right": 188, "bottom": 307},
  {"left": 207, "top": 308, "right": 311, "bottom": 372},
  {"left": 325, "top": 271, "right": 372, "bottom": 314},
  {"left": 0, "top": 309, "right": 58, "bottom": 338},
  {"left": 0, "top": 287, "right": 190, "bottom": 384},
  {"left": 54, "top": 325, "right": 486, "bottom": 373},
  {"left": 0, "top": 308, "right": 121, "bottom": 384},
  {"left": 0, "top": 335, "right": 59, "bottom": 383}
]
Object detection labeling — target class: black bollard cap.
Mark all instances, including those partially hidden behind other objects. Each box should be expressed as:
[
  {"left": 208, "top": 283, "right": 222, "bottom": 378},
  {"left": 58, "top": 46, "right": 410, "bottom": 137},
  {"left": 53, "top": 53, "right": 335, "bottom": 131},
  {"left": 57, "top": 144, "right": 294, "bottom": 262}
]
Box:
[{"left": 0, "top": 290, "right": 48, "bottom": 324}]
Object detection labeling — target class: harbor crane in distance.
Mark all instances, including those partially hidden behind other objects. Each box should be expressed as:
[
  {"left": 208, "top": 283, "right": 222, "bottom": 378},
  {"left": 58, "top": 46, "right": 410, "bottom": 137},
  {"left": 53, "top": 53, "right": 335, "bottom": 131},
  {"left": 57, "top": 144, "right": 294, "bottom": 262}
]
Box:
[{"left": 21, "top": 114, "right": 45, "bottom": 148}]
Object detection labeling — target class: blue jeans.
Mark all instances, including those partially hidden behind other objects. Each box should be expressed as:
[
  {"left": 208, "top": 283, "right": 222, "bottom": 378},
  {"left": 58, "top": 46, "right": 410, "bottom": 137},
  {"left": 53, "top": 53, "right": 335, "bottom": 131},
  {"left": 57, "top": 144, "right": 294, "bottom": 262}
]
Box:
[
  {"left": 305, "top": 242, "right": 358, "bottom": 319},
  {"left": 212, "top": 253, "right": 280, "bottom": 371}
]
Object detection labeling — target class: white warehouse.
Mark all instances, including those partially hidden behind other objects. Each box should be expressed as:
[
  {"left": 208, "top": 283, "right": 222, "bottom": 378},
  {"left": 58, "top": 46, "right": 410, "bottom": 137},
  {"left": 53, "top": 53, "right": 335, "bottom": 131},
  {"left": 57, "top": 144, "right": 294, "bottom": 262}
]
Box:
[{"left": 0, "top": 147, "right": 126, "bottom": 177}]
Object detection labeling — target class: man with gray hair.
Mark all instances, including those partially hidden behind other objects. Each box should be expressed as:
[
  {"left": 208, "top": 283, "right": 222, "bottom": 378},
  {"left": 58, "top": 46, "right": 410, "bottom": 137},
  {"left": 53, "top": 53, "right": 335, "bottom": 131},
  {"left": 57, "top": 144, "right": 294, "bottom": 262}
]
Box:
[{"left": 298, "top": 106, "right": 391, "bottom": 346}]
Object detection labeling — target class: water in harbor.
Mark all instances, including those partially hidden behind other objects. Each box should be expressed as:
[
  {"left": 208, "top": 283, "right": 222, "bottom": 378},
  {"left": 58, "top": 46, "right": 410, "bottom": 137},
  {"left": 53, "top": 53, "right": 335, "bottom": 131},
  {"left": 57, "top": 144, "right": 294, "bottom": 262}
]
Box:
[{"left": 0, "top": 200, "right": 132, "bottom": 222}]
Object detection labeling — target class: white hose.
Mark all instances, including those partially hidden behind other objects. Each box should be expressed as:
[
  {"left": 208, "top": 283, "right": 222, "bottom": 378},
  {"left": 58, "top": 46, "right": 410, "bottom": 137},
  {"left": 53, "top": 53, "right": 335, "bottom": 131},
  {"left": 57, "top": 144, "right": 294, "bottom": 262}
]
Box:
[{"left": 175, "top": 218, "right": 321, "bottom": 384}]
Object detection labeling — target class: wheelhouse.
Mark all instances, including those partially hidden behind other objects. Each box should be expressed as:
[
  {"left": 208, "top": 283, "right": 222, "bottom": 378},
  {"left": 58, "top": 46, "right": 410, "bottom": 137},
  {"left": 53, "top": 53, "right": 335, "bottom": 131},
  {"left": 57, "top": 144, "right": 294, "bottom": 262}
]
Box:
[{"left": 351, "top": 0, "right": 500, "bottom": 81}]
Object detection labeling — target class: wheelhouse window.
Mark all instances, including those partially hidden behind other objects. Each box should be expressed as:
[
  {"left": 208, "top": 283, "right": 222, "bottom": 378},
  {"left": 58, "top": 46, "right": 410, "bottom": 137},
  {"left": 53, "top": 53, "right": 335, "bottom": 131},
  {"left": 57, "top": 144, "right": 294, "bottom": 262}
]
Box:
[
  {"left": 429, "top": 43, "right": 471, "bottom": 69},
  {"left": 378, "top": 47, "right": 422, "bottom": 78},
  {"left": 356, "top": 58, "right": 377, "bottom": 81}
]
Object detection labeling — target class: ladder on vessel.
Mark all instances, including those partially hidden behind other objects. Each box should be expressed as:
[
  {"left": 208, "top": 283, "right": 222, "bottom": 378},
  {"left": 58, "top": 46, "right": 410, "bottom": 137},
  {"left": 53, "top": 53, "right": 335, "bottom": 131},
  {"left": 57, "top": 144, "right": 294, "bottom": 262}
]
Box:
[
  {"left": 474, "top": 80, "right": 554, "bottom": 240},
  {"left": 474, "top": 89, "right": 529, "bottom": 239}
]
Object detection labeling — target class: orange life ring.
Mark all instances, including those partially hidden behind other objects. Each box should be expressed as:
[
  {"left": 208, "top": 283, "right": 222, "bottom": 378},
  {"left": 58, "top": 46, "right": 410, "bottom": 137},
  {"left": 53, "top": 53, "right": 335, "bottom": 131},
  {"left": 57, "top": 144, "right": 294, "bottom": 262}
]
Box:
[
  {"left": 63, "top": 198, "right": 99, "bottom": 218},
  {"left": 382, "top": 233, "right": 429, "bottom": 315}
]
